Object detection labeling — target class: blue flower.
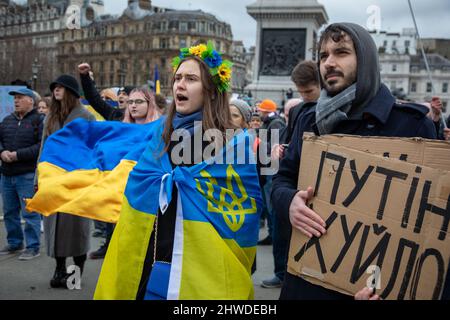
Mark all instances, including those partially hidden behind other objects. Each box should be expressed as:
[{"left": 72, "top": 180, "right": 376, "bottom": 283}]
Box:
[{"left": 204, "top": 51, "right": 223, "bottom": 68}]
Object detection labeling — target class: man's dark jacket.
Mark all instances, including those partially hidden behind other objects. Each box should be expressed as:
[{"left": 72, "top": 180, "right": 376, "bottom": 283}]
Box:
[
  {"left": 271, "top": 84, "right": 450, "bottom": 300},
  {"left": 0, "top": 109, "right": 43, "bottom": 176}
]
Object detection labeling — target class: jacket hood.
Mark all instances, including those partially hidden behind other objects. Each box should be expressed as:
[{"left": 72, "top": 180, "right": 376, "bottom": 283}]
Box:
[{"left": 318, "top": 23, "right": 381, "bottom": 115}]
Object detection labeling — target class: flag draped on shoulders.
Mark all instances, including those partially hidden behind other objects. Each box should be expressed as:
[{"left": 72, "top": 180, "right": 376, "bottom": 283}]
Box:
[{"left": 26, "top": 118, "right": 262, "bottom": 300}]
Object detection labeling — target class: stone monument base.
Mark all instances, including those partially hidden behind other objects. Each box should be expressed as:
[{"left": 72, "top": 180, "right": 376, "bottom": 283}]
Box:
[{"left": 245, "top": 77, "right": 297, "bottom": 109}]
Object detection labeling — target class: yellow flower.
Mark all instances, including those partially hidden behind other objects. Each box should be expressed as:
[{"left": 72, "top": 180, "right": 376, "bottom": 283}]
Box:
[
  {"left": 218, "top": 65, "right": 231, "bottom": 83},
  {"left": 189, "top": 44, "right": 207, "bottom": 57}
]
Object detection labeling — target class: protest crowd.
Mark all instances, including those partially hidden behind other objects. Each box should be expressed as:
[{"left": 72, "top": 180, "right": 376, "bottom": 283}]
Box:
[{"left": 0, "top": 22, "right": 449, "bottom": 301}]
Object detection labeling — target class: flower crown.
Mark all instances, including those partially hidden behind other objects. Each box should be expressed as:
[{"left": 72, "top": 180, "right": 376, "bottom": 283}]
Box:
[{"left": 171, "top": 41, "right": 233, "bottom": 93}]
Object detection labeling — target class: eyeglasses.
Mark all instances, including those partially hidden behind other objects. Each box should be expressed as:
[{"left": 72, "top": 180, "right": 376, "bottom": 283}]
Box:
[{"left": 127, "top": 99, "right": 147, "bottom": 105}]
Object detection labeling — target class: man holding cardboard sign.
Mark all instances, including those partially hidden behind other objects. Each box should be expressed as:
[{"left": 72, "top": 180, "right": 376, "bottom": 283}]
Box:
[{"left": 272, "top": 22, "right": 449, "bottom": 300}]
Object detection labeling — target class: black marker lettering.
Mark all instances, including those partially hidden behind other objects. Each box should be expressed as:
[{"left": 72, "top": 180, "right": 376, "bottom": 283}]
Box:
[
  {"left": 375, "top": 166, "right": 408, "bottom": 221},
  {"left": 342, "top": 160, "right": 374, "bottom": 207}
]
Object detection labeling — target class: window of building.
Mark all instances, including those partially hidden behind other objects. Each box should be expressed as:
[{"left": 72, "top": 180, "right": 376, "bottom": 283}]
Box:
[
  {"left": 383, "top": 40, "right": 387, "bottom": 47},
  {"left": 405, "top": 40, "right": 410, "bottom": 48},
  {"left": 160, "top": 38, "right": 169, "bottom": 49},
  {"left": 427, "top": 82, "right": 432, "bottom": 93},
  {"left": 110, "top": 60, "right": 115, "bottom": 72},
  {"left": 99, "top": 75, "right": 104, "bottom": 87},
  {"left": 100, "top": 61, "right": 104, "bottom": 72},
  {"left": 392, "top": 40, "right": 397, "bottom": 47},
  {"left": 411, "top": 82, "right": 417, "bottom": 93},
  {"left": 180, "top": 22, "right": 188, "bottom": 32},
  {"left": 442, "top": 101, "right": 447, "bottom": 113},
  {"left": 443, "top": 82, "right": 448, "bottom": 93},
  {"left": 120, "top": 60, "right": 127, "bottom": 71},
  {"left": 111, "top": 41, "right": 115, "bottom": 52},
  {"left": 110, "top": 74, "right": 114, "bottom": 86},
  {"left": 161, "top": 58, "right": 166, "bottom": 68},
  {"left": 392, "top": 64, "right": 397, "bottom": 72},
  {"left": 179, "top": 38, "right": 187, "bottom": 48}
]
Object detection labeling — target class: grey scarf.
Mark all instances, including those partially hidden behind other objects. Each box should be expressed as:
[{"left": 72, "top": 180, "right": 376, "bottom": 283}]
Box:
[{"left": 315, "top": 84, "right": 357, "bottom": 135}]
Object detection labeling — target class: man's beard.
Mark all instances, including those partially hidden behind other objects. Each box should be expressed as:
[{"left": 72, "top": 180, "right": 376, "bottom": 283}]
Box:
[{"left": 322, "top": 70, "right": 357, "bottom": 97}]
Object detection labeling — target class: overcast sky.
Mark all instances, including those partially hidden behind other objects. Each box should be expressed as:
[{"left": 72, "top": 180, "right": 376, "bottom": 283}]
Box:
[
  {"left": 104, "top": 0, "right": 450, "bottom": 48},
  {"left": 13, "top": 0, "right": 450, "bottom": 47}
]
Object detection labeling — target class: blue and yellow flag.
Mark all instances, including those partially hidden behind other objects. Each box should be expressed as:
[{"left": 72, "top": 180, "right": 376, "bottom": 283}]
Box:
[
  {"left": 154, "top": 64, "right": 161, "bottom": 95},
  {"left": 80, "top": 98, "right": 106, "bottom": 121},
  {"left": 26, "top": 118, "right": 162, "bottom": 223},
  {"left": 26, "top": 118, "right": 262, "bottom": 300}
]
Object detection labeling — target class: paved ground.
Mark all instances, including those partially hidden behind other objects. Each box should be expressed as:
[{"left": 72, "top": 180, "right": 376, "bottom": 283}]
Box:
[{"left": 0, "top": 209, "right": 280, "bottom": 300}]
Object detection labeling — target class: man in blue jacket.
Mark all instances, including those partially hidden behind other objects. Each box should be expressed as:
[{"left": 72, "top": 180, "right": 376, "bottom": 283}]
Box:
[
  {"left": 0, "top": 88, "right": 43, "bottom": 260},
  {"left": 271, "top": 22, "right": 449, "bottom": 300}
]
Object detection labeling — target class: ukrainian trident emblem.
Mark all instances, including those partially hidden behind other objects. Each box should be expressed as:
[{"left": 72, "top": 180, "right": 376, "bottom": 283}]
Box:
[{"left": 195, "top": 165, "right": 257, "bottom": 232}]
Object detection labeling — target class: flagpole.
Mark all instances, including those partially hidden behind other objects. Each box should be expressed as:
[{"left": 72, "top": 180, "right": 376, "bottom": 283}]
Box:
[{"left": 407, "top": 0, "right": 447, "bottom": 129}]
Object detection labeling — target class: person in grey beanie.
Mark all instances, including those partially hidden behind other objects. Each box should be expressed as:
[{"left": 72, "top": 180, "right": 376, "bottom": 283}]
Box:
[{"left": 230, "top": 99, "right": 252, "bottom": 128}]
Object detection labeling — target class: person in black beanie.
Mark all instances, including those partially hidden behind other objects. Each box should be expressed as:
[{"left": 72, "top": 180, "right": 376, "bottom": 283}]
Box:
[
  {"left": 271, "top": 23, "right": 447, "bottom": 300},
  {"left": 39, "top": 74, "right": 96, "bottom": 289}
]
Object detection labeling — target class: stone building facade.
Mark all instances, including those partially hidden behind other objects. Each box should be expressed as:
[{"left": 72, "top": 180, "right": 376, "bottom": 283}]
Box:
[
  {"left": 1, "top": 0, "right": 236, "bottom": 96},
  {"left": 58, "top": 2, "right": 233, "bottom": 95},
  {"left": 0, "top": 0, "right": 108, "bottom": 93}
]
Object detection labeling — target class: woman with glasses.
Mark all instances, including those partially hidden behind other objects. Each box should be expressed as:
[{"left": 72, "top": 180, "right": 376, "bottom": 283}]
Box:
[{"left": 122, "top": 88, "right": 160, "bottom": 124}]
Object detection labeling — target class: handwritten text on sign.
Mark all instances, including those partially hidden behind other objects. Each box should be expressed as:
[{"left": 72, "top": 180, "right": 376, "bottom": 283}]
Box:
[{"left": 288, "top": 136, "right": 450, "bottom": 300}]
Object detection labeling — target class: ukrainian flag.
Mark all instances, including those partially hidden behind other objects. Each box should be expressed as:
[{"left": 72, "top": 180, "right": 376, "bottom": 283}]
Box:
[
  {"left": 154, "top": 64, "right": 161, "bottom": 95},
  {"left": 26, "top": 118, "right": 262, "bottom": 300},
  {"left": 26, "top": 118, "right": 163, "bottom": 223},
  {"left": 80, "top": 98, "right": 105, "bottom": 121}
]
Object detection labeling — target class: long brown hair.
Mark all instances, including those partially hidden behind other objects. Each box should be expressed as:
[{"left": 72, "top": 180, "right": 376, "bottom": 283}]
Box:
[
  {"left": 46, "top": 88, "right": 81, "bottom": 136},
  {"left": 162, "top": 56, "right": 237, "bottom": 150},
  {"left": 122, "top": 87, "right": 160, "bottom": 124}
]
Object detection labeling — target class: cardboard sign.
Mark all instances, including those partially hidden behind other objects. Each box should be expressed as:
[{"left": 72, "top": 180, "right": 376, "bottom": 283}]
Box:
[{"left": 288, "top": 134, "right": 450, "bottom": 300}]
